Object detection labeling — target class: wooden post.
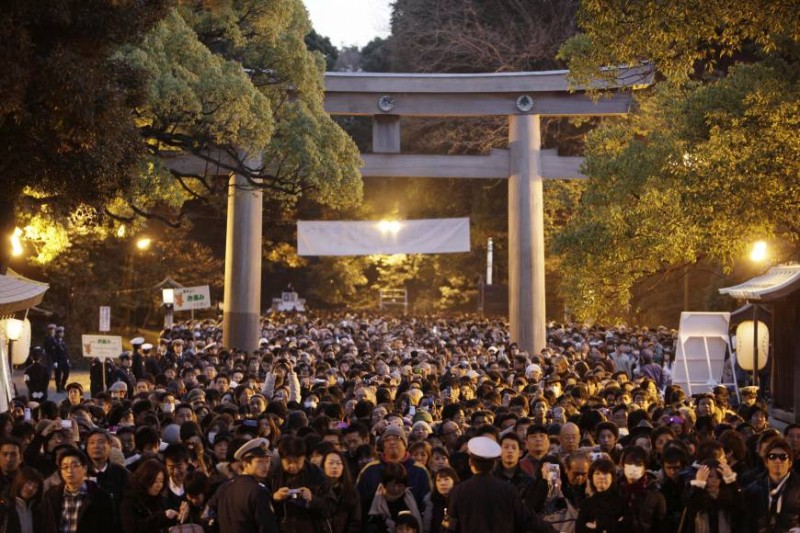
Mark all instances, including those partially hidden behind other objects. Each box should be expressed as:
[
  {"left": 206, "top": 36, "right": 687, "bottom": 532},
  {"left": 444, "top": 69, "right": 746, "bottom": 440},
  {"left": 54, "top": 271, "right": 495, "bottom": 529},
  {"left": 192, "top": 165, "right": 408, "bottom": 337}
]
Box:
[
  {"left": 373, "top": 115, "right": 401, "bottom": 153},
  {"left": 222, "top": 154, "right": 263, "bottom": 353},
  {"left": 508, "top": 114, "right": 546, "bottom": 356}
]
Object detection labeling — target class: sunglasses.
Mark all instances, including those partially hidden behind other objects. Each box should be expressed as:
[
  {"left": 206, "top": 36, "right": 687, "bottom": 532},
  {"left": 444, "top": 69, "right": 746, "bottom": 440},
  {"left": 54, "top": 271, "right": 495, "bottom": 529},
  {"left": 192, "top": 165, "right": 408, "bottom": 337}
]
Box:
[{"left": 767, "top": 453, "right": 790, "bottom": 462}]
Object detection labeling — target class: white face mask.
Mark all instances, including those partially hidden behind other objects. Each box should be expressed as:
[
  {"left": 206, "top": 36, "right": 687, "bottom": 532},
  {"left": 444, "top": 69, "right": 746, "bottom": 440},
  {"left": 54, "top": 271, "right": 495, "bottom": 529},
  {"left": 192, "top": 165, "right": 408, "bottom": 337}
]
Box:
[
  {"left": 162, "top": 403, "right": 174, "bottom": 413},
  {"left": 208, "top": 431, "right": 218, "bottom": 444},
  {"left": 304, "top": 401, "right": 318, "bottom": 410},
  {"left": 623, "top": 464, "right": 645, "bottom": 481}
]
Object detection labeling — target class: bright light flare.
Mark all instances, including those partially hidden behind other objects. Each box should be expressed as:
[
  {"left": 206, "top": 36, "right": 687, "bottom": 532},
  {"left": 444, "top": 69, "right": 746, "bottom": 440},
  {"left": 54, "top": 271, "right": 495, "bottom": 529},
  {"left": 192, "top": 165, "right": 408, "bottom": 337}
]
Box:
[
  {"left": 5, "top": 318, "right": 23, "bottom": 341},
  {"left": 377, "top": 220, "right": 402, "bottom": 235},
  {"left": 750, "top": 241, "right": 768, "bottom": 263},
  {"left": 136, "top": 237, "right": 152, "bottom": 250},
  {"left": 10, "top": 228, "right": 23, "bottom": 257}
]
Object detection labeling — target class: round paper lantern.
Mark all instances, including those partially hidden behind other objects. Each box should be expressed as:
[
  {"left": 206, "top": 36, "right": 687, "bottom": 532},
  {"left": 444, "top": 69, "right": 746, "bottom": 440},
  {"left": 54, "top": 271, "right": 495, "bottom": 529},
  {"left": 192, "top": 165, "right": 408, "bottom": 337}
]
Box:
[
  {"left": 736, "top": 320, "right": 769, "bottom": 371},
  {"left": 0, "top": 318, "right": 32, "bottom": 366}
]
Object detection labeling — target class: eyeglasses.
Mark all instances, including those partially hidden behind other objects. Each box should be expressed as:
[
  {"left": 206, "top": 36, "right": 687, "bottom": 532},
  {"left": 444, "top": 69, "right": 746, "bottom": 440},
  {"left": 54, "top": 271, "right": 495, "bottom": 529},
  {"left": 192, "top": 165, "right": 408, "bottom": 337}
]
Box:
[
  {"left": 767, "top": 453, "right": 790, "bottom": 462},
  {"left": 60, "top": 463, "right": 84, "bottom": 472}
]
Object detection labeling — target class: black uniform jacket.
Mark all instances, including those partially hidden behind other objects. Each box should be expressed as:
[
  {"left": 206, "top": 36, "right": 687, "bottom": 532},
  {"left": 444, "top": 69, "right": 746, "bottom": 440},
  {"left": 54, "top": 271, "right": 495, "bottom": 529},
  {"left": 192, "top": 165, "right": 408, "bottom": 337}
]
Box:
[
  {"left": 446, "top": 472, "right": 555, "bottom": 533},
  {"left": 212, "top": 474, "right": 279, "bottom": 533}
]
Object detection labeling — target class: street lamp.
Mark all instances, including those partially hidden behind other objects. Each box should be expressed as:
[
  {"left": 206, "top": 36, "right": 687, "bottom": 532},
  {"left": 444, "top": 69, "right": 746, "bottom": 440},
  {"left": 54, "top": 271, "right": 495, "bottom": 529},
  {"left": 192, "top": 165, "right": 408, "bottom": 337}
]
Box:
[
  {"left": 750, "top": 240, "right": 768, "bottom": 263},
  {"left": 377, "top": 220, "right": 402, "bottom": 235},
  {"left": 162, "top": 288, "right": 175, "bottom": 329},
  {"left": 10, "top": 228, "right": 23, "bottom": 257},
  {"left": 5, "top": 318, "right": 23, "bottom": 374},
  {"left": 136, "top": 237, "right": 152, "bottom": 251}
]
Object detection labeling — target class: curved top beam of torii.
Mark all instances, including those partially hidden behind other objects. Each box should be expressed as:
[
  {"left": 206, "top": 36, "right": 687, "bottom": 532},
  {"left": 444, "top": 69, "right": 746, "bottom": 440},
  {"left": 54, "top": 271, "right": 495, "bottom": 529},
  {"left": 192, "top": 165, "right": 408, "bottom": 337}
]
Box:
[{"left": 323, "top": 65, "right": 652, "bottom": 117}]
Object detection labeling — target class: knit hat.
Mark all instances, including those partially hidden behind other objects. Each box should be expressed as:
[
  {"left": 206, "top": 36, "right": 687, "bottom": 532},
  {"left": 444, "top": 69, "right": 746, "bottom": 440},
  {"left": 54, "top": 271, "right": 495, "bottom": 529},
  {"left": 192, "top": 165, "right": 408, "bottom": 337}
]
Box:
[{"left": 382, "top": 424, "right": 407, "bottom": 445}]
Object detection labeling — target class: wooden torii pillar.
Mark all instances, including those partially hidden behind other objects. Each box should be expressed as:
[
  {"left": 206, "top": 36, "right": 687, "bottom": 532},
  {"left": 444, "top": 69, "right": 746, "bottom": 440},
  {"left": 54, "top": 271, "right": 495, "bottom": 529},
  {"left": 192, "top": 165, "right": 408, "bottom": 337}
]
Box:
[{"left": 324, "top": 69, "right": 649, "bottom": 355}]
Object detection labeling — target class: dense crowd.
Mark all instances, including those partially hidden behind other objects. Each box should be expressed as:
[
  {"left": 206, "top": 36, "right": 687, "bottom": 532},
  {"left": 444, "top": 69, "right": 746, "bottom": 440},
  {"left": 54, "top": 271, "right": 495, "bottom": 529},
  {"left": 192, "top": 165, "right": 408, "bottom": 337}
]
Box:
[{"left": 0, "top": 314, "right": 793, "bottom": 533}]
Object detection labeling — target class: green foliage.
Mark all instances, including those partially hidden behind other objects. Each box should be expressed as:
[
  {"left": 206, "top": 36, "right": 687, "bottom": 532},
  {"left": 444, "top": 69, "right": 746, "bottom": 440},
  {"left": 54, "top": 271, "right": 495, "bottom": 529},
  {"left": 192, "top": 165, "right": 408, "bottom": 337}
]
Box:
[
  {"left": 0, "top": 0, "right": 168, "bottom": 270},
  {"left": 39, "top": 225, "right": 223, "bottom": 337},
  {"left": 305, "top": 29, "right": 338, "bottom": 71},
  {"left": 561, "top": 0, "right": 800, "bottom": 84},
  {"left": 555, "top": 58, "right": 800, "bottom": 321},
  {"left": 124, "top": 1, "right": 363, "bottom": 208},
  {"left": 360, "top": 38, "right": 392, "bottom": 72}
]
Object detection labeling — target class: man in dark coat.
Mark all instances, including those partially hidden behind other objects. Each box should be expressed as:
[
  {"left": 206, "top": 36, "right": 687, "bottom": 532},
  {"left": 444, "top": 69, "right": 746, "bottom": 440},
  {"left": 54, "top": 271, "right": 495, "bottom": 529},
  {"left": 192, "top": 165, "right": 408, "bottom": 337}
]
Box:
[
  {"left": 115, "top": 352, "right": 137, "bottom": 397},
  {"left": 85, "top": 429, "right": 130, "bottom": 529},
  {"left": 41, "top": 448, "right": 114, "bottom": 533},
  {"left": 24, "top": 346, "right": 50, "bottom": 401},
  {"left": 268, "top": 436, "right": 337, "bottom": 533},
  {"left": 52, "top": 326, "right": 71, "bottom": 392},
  {"left": 209, "top": 437, "right": 279, "bottom": 533},
  {"left": 745, "top": 437, "right": 800, "bottom": 531},
  {"left": 446, "top": 436, "right": 554, "bottom": 533},
  {"left": 43, "top": 323, "right": 57, "bottom": 376}
]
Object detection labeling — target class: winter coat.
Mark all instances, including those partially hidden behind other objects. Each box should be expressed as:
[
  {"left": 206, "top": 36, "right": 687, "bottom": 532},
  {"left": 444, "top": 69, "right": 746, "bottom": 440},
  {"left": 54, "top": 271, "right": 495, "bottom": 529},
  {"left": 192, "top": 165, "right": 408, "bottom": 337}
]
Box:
[
  {"left": 576, "top": 488, "right": 626, "bottom": 533},
  {"left": 119, "top": 489, "right": 177, "bottom": 533}
]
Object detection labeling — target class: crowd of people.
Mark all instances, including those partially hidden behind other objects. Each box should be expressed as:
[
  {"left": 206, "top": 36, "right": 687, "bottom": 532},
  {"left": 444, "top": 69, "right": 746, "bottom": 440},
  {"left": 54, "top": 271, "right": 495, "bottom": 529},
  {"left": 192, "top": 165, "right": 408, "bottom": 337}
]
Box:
[{"left": 0, "top": 313, "right": 794, "bottom": 532}]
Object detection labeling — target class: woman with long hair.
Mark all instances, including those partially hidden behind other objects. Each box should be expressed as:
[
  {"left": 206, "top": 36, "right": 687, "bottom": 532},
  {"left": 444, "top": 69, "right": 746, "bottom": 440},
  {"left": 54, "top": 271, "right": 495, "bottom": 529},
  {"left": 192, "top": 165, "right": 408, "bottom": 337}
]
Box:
[
  {"left": 322, "top": 450, "right": 361, "bottom": 533},
  {"left": 6, "top": 467, "right": 44, "bottom": 533},
  {"left": 120, "top": 458, "right": 187, "bottom": 533},
  {"left": 422, "top": 466, "right": 459, "bottom": 533}
]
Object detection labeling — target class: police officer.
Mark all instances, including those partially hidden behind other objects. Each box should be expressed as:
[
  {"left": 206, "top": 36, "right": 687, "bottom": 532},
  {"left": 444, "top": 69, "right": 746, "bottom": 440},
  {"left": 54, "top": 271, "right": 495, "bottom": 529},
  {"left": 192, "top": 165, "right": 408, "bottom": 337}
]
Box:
[
  {"left": 52, "top": 326, "right": 70, "bottom": 392},
  {"left": 445, "top": 436, "right": 555, "bottom": 533},
  {"left": 210, "top": 438, "right": 279, "bottom": 533},
  {"left": 130, "top": 337, "right": 146, "bottom": 379},
  {"left": 24, "top": 346, "right": 50, "bottom": 401}
]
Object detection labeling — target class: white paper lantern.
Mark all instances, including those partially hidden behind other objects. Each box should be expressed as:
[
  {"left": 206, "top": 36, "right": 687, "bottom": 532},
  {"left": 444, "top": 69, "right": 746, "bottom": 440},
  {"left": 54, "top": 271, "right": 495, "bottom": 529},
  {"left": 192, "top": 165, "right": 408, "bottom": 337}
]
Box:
[
  {"left": 0, "top": 318, "right": 32, "bottom": 366},
  {"left": 736, "top": 320, "right": 769, "bottom": 371}
]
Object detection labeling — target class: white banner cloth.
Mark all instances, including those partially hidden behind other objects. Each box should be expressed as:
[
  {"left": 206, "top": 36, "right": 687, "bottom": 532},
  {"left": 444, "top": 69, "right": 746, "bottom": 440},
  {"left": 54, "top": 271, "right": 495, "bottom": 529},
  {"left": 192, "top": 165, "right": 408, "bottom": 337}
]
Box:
[{"left": 297, "top": 218, "right": 470, "bottom": 256}]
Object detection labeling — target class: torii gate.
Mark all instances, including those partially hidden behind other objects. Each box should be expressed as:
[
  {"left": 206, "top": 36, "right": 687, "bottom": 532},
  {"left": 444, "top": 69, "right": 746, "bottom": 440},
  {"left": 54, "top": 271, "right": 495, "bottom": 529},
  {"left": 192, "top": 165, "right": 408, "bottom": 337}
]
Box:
[
  {"left": 164, "top": 67, "right": 649, "bottom": 354},
  {"left": 323, "top": 68, "right": 648, "bottom": 356}
]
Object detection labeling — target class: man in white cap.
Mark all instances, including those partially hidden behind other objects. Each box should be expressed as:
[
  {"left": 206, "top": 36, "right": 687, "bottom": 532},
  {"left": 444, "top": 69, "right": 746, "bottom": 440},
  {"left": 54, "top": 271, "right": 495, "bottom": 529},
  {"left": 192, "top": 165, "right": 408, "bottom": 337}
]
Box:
[
  {"left": 130, "top": 337, "right": 146, "bottom": 379},
  {"left": 206, "top": 437, "right": 278, "bottom": 533},
  {"left": 445, "top": 436, "right": 554, "bottom": 533}
]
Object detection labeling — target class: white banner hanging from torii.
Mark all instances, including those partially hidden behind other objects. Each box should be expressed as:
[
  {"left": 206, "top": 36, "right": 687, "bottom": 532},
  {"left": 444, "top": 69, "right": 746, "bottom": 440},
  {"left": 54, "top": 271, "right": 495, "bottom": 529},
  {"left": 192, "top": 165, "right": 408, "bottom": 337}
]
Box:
[{"left": 297, "top": 218, "right": 470, "bottom": 256}]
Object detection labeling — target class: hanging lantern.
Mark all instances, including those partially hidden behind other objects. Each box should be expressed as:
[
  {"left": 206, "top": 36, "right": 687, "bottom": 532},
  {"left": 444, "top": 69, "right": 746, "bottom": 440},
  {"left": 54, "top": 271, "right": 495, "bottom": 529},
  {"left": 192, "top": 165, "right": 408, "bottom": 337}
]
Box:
[
  {"left": 736, "top": 320, "right": 769, "bottom": 371},
  {"left": 1, "top": 318, "right": 32, "bottom": 365}
]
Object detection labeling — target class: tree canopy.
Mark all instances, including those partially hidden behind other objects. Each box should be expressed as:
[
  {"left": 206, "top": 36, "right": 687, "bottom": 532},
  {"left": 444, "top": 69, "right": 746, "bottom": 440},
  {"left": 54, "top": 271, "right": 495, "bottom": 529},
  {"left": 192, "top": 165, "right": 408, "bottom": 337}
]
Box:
[{"left": 555, "top": 0, "right": 800, "bottom": 321}]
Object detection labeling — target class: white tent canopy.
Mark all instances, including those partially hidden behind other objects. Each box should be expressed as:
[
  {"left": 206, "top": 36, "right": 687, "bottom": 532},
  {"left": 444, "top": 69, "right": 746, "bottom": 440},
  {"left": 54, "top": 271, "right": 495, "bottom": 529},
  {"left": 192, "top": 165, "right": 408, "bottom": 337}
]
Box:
[{"left": 0, "top": 270, "right": 49, "bottom": 412}]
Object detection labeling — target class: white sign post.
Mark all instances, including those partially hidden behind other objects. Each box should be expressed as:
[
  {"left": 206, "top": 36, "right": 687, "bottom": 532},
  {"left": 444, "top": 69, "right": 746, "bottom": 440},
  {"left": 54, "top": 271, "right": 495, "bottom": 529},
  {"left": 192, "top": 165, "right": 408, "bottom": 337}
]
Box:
[
  {"left": 81, "top": 335, "right": 123, "bottom": 360},
  {"left": 173, "top": 286, "right": 211, "bottom": 311},
  {"left": 99, "top": 306, "right": 111, "bottom": 332}
]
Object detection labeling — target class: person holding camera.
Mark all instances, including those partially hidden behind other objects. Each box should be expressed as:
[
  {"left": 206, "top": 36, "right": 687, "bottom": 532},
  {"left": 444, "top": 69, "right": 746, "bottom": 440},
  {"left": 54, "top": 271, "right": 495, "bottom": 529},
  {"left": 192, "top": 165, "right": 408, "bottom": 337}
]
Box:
[{"left": 269, "top": 436, "right": 337, "bottom": 533}]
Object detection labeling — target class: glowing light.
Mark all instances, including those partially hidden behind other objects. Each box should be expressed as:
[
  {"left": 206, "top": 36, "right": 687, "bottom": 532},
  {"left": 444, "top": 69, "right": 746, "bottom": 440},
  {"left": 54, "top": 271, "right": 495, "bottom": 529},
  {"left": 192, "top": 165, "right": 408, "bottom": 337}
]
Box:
[
  {"left": 377, "top": 220, "right": 402, "bottom": 235},
  {"left": 117, "top": 225, "right": 126, "bottom": 238},
  {"left": 5, "top": 318, "right": 23, "bottom": 341},
  {"left": 10, "top": 228, "right": 23, "bottom": 257},
  {"left": 750, "top": 241, "right": 768, "bottom": 263},
  {"left": 136, "top": 237, "right": 152, "bottom": 251},
  {"left": 162, "top": 288, "right": 175, "bottom": 305}
]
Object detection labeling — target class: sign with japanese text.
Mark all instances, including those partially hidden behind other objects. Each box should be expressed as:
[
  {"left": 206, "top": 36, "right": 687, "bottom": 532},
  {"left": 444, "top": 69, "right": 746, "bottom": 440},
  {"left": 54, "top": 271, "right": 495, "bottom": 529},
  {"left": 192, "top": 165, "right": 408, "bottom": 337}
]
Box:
[
  {"left": 173, "top": 286, "right": 211, "bottom": 311},
  {"left": 81, "top": 335, "right": 123, "bottom": 360}
]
